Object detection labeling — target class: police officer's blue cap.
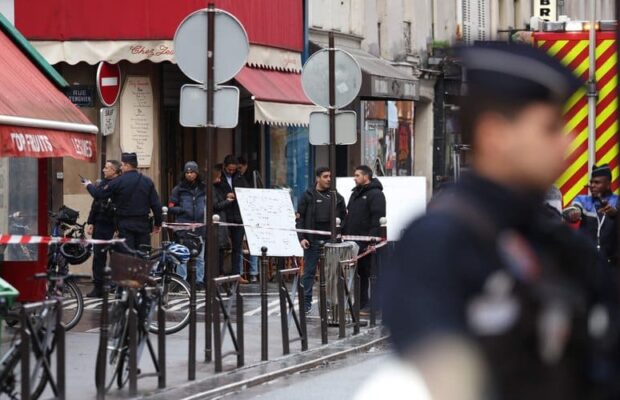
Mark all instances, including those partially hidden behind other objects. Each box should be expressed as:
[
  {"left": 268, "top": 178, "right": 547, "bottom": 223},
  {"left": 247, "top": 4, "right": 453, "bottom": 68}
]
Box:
[
  {"left": 121, "top": 152, "right": 137, "bottom": 164},
  {"left": 592, "top": 164, "right": 612, "bottom": 180},
  {"left": 457, "top": 41, "right": 583, "bottom": 103}
]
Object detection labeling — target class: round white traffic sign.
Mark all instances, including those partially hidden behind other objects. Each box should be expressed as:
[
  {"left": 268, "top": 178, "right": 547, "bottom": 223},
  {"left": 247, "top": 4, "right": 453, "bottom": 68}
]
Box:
[
  {"left": 174, "top": 8, "right": 249, "bottom": 84},
  {"left": 301, "top": 49, "right": 362, "bottom": 109}
]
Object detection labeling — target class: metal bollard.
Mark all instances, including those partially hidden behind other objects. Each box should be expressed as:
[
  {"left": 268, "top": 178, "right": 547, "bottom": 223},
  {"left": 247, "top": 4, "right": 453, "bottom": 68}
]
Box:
[
  {"left": 298, "top": 279, "right": 308, "bottom": 351},
  {"left": 277, "top": 269, "right": 289, "bottom": 355},
  {"left": 20, "top": 307, "right": 30, "bottom": 400},
  {"left": 56, "top": 298, "right": 66, "bottom": 400},
  {"left": 318, "top": 242, "right": 328, "bottom": 344},
  {"left": 213, "top": 286, "right": 222, "bottom": 373},
  {"left": 128, "top": 289, "right": 138, "bottom": 396},
  {"left": 260, "top": 247, "right": 269, "bottom": 361},
  {"left": 96, "top": 265, "right": 111, "bottom": 398},
  {"left": 369, "top": 239, "right": 377, "bottom": 327},
  {"left": 353, "top": 265, "right": 361, "bottom": 335},
  {"left": 236, "top": 287, "right": 244, "bottom": 368},
  {"left": 157, "top": 287, "right": 166, "bottom": 388},
  {"left": 188, "top": 256, "right": 197, "bottom": 380}
]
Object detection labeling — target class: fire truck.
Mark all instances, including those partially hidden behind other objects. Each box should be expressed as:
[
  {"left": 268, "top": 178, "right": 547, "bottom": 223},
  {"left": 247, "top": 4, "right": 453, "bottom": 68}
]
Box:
[{"left": 532, "top": 20, "right": 618, "bottom": 207}]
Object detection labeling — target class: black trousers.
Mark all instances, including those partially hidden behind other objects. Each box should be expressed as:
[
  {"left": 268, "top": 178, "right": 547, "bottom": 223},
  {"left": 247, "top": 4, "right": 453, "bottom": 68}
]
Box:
[
  {"left": 357, "top": 253, "right": 371, "bottom": 309},
  {"left": 92, "top": 223, "right": 115, "bottom": 287},
  {"left": 117, "top": 219, "right": 151, "bottom": 251}
]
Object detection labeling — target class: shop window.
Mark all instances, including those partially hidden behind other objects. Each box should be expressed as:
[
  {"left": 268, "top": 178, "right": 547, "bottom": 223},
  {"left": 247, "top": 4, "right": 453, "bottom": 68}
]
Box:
[
  {"left": 269, "top": 126, "right": 310, "bottom": 209},
  {"left": 0, "top": 157, "right": 39, "bottom": 261},
  {"left": 361, "top": 100, "right": 414, "bottom": 176}
]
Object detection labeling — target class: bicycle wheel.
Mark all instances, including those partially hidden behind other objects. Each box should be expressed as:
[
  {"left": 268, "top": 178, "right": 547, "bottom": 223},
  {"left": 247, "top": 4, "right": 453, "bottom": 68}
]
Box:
[
  {"left": 57, "top": 280, "right": 84, "bottom": 330},
  {"left": 148, "top": 274, "right": 191, "bottom": 335},
  {"left": 95, "top": 300, "right": 128, "bottom": 392}
]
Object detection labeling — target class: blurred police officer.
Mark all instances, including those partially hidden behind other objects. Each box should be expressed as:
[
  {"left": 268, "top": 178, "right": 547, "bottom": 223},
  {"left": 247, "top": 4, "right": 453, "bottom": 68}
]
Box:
[
  {"left": 84, "top": 152, "right": 162, "bottom": 250},
  {"left": 382, "top": 42, "right": 619, "bottom": 400},
  {"left": 343, "top": 165, "right": 386, "bottom": 312},
  {"left": 296, "top": 166, "right": 346, "bottom": 313},
  {"left": 85, "top": 159, "right": 121, "bottom": 297}
]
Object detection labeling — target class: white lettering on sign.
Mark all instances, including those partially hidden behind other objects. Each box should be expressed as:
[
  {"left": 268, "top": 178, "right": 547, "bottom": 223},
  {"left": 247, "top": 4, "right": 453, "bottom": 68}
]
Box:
[
  {"left": 101, "top": 77, "right": 118, "bottom": 87},
  {"left": 534, "top": 0, "right": 557, "bottom": 21},
  {"left": 71, "top": 138, "right": 93, "bottom": 158},
  {"left": 10, "top": 132, "right": 53, "bottom": 153}
]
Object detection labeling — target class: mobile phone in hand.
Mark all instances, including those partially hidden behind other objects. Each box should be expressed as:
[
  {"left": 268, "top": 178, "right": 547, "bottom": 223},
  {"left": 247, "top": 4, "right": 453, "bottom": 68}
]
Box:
[{"left": 79, "top": 174, "right": 87, "bottom": 183}]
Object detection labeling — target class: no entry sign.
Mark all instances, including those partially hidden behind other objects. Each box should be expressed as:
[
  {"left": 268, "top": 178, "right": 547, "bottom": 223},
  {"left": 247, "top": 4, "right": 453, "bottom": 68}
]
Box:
[{"left": 96, "top": 62, "right": 121, "bottom": 106}]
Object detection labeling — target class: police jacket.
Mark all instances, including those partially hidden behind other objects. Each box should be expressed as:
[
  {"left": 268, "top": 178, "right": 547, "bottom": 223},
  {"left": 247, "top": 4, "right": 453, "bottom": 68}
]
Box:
[
  {"left": 214, "top": 172, "right": 249, "bottom": 224},
  {"left": 296, "top": 187, "right": 346, "bottom": 241},
  {"left": 87, "top": 178, "right": 116, "bottom": 226},
  {"left": 382, "top": 173, "right": 618, "bottom": 400},
  {"left": 342, "top": 178, "right": 386, "bottom": 238},
  {"left": 87, "top": 170, "right": 163, "bottom": 226},
  {"left": 572, "top": 194, "right": 619, "bottom": 262}
]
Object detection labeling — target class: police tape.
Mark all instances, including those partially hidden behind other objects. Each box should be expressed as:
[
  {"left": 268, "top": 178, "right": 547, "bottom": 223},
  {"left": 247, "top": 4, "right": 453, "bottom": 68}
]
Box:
[
  {"left": 340, "top": 240, "right": 389, "bottom": 264},
  {"left": 162, "top": 222, "right": 206, "bottom": 231},
  {"left": 0, "top": 235, "right": 126, "bottom": 245},
  {"left": 212, "top": 221, "right": 384, "bottom": 242}
]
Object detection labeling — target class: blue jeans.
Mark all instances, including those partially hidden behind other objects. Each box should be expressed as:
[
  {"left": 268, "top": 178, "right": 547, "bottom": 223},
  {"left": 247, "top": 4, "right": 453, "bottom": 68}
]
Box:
[
  {"left": 249, "top": 256, "right": 259, "bottom": 276},
  {"left": 301, "top": 241, "right": 322, "bottom": 307},
  {"left": 176, "top": 241, "right": 205, "bottom": 283}
]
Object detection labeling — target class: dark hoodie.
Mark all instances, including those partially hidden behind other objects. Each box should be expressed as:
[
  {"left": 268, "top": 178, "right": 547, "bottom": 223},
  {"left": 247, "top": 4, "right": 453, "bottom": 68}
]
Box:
[
  {"left": 296, "top": 187, "right": 346, "bottom": 241},
  {"left": 342, "top": 178, "right": 386, "bottom": 238}
]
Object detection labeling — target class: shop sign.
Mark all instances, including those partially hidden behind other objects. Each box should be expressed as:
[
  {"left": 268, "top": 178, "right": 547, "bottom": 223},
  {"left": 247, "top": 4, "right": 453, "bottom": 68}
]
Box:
[
  {"left": 65, "top": 85, "right": 95, "bottom": 107},
  {"left": 371, "top": 77, "right": 418, "bottom": 100},
  {"left": 534, "top": 0, "right": 557, "bottom": 21}
]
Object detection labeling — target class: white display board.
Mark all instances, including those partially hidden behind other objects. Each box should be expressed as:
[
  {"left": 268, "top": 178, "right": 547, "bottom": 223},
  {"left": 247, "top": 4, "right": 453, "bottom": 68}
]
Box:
[
  {"left": 235, "top": 188, "right": 304, "bottom": 257},
  {"left": 337, "top": 176, "right": 427, "bottom": 241}
]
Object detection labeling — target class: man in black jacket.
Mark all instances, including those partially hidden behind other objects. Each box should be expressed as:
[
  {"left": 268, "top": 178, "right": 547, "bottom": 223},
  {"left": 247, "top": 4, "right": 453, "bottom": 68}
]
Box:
[
  {"left": 343, "top": 165, "right": 386, "bottom": 311},
  {"left": 214, "top": 155, "right": 249, "bottom": 282},
  {"left": 84, "top": 152, "right": 163, "bottom": 250},
  {"left": 85, "top": 159, "right": 121, "bottom": 297},
  {"left": 296, "top": 167, "right": 346, "bottom": 313}
]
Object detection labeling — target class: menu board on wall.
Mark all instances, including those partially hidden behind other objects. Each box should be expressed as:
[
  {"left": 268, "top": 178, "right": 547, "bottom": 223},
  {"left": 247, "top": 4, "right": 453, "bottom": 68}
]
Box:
[{"left": 120, "top": 76, "right": 154, "bottom": 167}]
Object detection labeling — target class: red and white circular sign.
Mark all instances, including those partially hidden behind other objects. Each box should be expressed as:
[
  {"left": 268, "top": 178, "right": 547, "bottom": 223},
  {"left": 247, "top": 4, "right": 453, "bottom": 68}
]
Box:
[{"left": 96, "top": 62, "right": 121, "bottom": 107}]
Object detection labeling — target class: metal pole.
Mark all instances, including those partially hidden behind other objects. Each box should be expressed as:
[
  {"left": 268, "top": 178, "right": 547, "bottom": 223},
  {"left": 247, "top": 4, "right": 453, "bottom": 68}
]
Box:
[
  {"left": 369, "top": 239, "right": 377, "bottom": 327},
  {"left": 278, "top": 270, "right": 290, "bottom": 355},
  {"left": 587, "top": 0, "right": 597, "bottom": 172},
  {"left": 318, "top": 242, "right": 328, "bottom": 344},
  {"left": 128, "top": 289, "right": 138, "bottom": 396},
  {"left": 96, "top": 265, "right": 110, "bottom": 399},
  {"left": 337, "top": 264, "right": 346, "bottom": 338},
  {"left": 328, "top": 31, "right": 337, "bottom": 243},
  {"left": 188, "top": 256, "right": 197, "bottom": 379},
  {"left": 260, "top": 247, "right": 269, "bottom": 361},
  {"left": 157, "top": 288, "right": 166, "bottom": 388},
  {"left": 56, "top": 299, "right": 66, "bottom": 400},
  {"left": 204, "top": 2, "right": 217, "bottom": 364},
  {"left": 236, "top": 288, "right": 244, "bottom": 367},
  {"left": 20, "top": 308, "right": 30, "bottom": 400}
]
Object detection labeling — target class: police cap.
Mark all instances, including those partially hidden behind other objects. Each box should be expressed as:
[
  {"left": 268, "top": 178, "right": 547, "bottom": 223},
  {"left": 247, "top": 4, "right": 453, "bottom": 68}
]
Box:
[
  {"left": 592, "top": 164, "right": 612, "bottom": 180},
  {"left": 458, "top": 41, "right": 583, "bottom": 103},
  {"left": 121, "top": 152, "right": 138, "bottom": 164}
]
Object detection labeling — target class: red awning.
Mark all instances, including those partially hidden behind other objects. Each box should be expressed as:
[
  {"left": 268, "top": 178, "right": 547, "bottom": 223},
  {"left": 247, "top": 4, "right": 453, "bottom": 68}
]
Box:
[
  {"left": 0, "top": 29, "right": 98, "bottom": 161},
  {"left": 235, "top": 67, "right": 312, "bottom": 105},
  {"left": 14, "top": 0, "right": 303, "bottom": 52},
  {"left": 234, "top": 67, "right": 323, "bottom": 127}
]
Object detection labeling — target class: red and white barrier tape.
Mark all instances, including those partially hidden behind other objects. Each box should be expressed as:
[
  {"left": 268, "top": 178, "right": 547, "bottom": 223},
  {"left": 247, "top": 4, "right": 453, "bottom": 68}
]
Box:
[
  {"left": 340, "top": 240, "right": 388, "bottom": 264},
  {"left": 162, "top": 222, "right": 206, "bottom": 231},
  {"left": 213, "top": 221, "right": 384, "bottom": 242},
  {"left": 0, "top": 235, "right": 126, "bottom": 245}
]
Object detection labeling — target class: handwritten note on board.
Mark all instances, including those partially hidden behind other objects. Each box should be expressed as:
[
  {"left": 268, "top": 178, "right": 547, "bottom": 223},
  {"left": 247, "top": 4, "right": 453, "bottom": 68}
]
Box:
[{"left": 235, "top": 188, "right": 304, "bottom": 257}]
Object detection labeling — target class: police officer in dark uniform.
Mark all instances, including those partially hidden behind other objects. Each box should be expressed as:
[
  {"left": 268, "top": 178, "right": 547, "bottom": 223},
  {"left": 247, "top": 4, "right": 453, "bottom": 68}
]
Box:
[
  {"left": 382, "top": 42, "right": 619, "bottom": 400},
  {"left": 85, "top": 159, "right": 121, "bottom": 297},
  {"left": 83, "top": 152, "right": 163, "bottom": 250}
]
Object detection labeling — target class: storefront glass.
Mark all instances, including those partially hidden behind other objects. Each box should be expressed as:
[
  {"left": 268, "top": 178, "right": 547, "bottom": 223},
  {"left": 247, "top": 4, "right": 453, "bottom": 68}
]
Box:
[
  {"left": 0, "top": 157, "right": 39, "bottom": 261},
  {"left": 361, "top": 100, "right": 415, "bottom": 176},
  {"left": 268, "top": 126, "right": 310, "bottom": 208}
]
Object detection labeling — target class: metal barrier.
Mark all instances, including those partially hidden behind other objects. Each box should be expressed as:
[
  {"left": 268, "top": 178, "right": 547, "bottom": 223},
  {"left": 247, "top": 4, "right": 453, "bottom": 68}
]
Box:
[
  {"left": 260, "top": 247, "right": 269, "bottom": 361},
  {"left": 276, "top": 268, "right": 308, "bottom": 355},
  {"left": 337, "top": 260, "right": 361, "bottom": 338},
  {"left": 212, "top": 275, "right": 244, "bottom": 373},
  {"left": 318, "top": 242, "right": 328, "bottom": 344},
  {"left": 19, "top": 298, "right": 66, "bottom": 400}
]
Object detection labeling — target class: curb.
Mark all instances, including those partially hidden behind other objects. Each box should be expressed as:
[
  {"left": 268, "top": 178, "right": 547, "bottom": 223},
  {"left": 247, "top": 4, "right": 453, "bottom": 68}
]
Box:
[{"left": 141, "top": 328, "right": 389, "bottom": 400}]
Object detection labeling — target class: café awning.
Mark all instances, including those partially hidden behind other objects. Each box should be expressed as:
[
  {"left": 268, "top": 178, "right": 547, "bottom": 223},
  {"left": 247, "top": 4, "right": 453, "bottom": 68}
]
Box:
[
  {"left": 0, "top": 17, "right": 98, "bottom": 162},
  {"left": 234, "top": 67, "right": 324, "bottom": 127}
]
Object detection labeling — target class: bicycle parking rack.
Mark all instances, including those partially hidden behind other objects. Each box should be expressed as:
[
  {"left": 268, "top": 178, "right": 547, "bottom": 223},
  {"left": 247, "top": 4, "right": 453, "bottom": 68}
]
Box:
[
  {"left": 337, "top": 260, "right": 361, "bottom": 338},
  {"left": 212, "top": 275, "right": 244, "bottom": 373},
  {"left": 260, "top": 248, "right": 269, "bottom": 361},
  {"left": 276, "top": 268, "right": 308, "bottom": 355},
  {"left": 19, "top": 298, "right": 65, "bottom": 400}
]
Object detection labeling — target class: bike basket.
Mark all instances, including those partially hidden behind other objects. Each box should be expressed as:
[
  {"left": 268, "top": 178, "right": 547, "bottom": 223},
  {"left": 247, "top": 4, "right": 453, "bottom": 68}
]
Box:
[
  {"left": 108, "top": 251, "right": 157, "bottom": 288},
  {"left": 57, "top": 205, "right": 79, "bottom": 225}
]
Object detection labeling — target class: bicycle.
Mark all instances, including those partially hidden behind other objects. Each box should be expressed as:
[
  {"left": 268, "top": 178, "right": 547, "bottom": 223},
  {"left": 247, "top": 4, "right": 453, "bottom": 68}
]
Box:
[
  {"left": 95, "top": 246, "right": 163, "bottom": 392},
  {"left": 6, "top": 211, "right": 37, "bottom": 261},
  {"left": 47, "top": 208, "right": 91, "bottom": 330},
  {"left": 0, "top": 293, "right": 62, "bottom": 399}
]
